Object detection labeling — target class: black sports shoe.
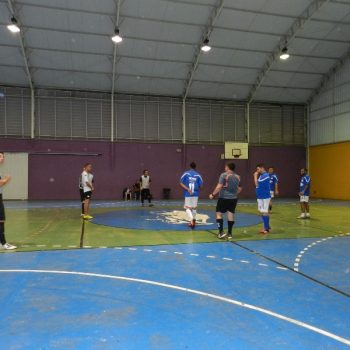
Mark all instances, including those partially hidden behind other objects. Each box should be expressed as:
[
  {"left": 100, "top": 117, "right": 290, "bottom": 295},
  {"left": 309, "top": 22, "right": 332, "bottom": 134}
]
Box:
[{"left": 218, "top": 232, "right": 227, "bottom": 239}]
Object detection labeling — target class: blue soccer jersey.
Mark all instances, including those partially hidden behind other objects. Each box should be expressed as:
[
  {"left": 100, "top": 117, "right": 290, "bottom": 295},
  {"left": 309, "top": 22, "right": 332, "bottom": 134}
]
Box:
[
  {"left": 180, "top": 170, "right": 203, "bottom": 197},
  {"left": 269, "top": 173, "right": 278, "bottom": 192},
  {"left": 300, "top": 175, "right": 311, "bottom": 196},
  {"left": 256, "top": 172, "right": 271, "bottom": 199}
]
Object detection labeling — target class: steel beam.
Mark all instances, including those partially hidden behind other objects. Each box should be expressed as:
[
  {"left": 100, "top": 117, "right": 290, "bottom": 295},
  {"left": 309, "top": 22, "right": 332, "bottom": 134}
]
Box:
[
  {"left": 6, "top": 0, "right": 36, "bottom": 138},
  {"left": 308, "top": 48, "right": 350, "bottom": 104},
  {"left": 247, "top": 0, "right": 331, "bottom": 104},
  {"left": 111, "top": 0, "right": 122, "bottom": 142},
  {"left": 182, "top": 0, "right": 225, "bottom": 100}
]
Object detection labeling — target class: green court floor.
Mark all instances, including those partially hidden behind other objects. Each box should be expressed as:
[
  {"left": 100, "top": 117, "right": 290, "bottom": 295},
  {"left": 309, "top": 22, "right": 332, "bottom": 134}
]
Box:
[{"left": 1, "top": 200, "right": 349, "bottom": 252}]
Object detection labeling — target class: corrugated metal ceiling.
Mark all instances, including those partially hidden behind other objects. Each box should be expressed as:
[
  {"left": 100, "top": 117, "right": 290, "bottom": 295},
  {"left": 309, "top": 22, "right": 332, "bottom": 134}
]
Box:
[{"left": 0, "top": 0, "right": 349, "bottom": 103}]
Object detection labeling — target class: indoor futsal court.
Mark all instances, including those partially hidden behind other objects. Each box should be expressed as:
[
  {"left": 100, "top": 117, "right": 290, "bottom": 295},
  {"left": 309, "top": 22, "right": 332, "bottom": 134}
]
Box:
[{"left": 1, "top": 1, "right": 350, "bottom": 349}]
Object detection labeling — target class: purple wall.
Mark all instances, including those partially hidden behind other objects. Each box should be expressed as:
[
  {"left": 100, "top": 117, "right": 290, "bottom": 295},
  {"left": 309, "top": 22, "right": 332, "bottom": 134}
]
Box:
[{"left": 0, "top": 139, "right": 306, "bottom": 199}]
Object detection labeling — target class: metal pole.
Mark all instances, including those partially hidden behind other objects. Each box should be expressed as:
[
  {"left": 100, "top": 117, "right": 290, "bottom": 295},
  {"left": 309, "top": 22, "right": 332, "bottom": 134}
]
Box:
[
  {"left": 306, "top": 104, "right": 310, "bottom": 170},
  {"left": 111, "top": 44, "right": 117, "bottom": 142},
  {"left": 30, "top": 88, "right": 35, "bottom": 138},
  {"left": 246, "top": 102, "right": 250, "bottom": 144},
  {"left": 182, "top": 98, "right": 186, "bottom": 144},
  {"left": 111, "top": 91, "right": 114, "bottom": 142}
]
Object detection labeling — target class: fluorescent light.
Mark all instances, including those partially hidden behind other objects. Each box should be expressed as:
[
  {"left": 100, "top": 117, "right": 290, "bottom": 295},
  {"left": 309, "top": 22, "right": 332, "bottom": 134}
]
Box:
[
  {"left": 201, "top": 38, "right": 211, "bottom": 52},
  {"left": 7, "top": 16, "right": 20, "bottom": 33},
  {"left": 112, "top": 28, "right": 123, "bottom": 43},
  {"left": 280, "top": 47, "right": 290, "bottom": 60}
]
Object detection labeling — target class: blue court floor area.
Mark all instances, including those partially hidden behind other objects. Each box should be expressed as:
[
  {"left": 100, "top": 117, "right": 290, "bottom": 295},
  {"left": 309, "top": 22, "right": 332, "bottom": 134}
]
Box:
[
  {"left": 1, "top": 239, "right": 350, "bottom": 350},
  {"left": 91, "top": 209, "right": 261, "bottom": 230}
]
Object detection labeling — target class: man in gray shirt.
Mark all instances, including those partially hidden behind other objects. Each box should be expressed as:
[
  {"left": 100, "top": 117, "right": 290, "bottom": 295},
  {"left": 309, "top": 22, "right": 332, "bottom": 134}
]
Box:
[{"left": 209, "top": 163, "right": 242, "bottom": 239}]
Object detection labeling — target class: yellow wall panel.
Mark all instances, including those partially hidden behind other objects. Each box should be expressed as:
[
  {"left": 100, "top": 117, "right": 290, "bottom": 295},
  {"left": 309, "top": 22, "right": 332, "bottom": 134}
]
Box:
[{"left": 309, "top": 141, "right": 350, "bottom": 200}]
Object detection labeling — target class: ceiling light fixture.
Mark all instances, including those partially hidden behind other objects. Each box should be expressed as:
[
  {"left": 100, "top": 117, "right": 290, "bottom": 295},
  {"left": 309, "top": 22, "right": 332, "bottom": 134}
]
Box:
[
  {"left": 7, "top": 16, "right": 20, "bottom": 33},
  {"left": 201, "top": 38, "right": 211, "bottom": 52},
  {"left": 111, "top": 27, "right": 123, "bottom": 43},
  {"left": 279, "top": 46, "right": 290, "bottom": 60}
]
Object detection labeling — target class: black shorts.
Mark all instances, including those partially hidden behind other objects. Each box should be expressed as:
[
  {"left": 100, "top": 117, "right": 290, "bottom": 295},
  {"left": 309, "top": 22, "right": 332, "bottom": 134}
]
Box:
[
  {"left": 0, "top": 194, "right": 5, "bottom": 221},
  {"left": 216, "top": 198, "right": 238, "bottom": 214},
  {"left": 80, "top": 190, "right": 92, "bottom": 201}
]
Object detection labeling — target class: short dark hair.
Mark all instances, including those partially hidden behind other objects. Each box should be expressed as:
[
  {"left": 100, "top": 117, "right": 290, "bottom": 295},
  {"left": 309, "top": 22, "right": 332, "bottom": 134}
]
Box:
[
  {"left": 256, "top": 163, "right": 265, "bottom": 169},
  {"left": 268, "top": 166, "right": 274, "bottom": 169},
  {"left": 227, "top": 162, "right": 235, "bottom": 171},
  {"left": 0, "top": 151, "right": 4, "bottom": 155},
  {"left": 302, "top": 167, "right": 308, "bottom": 172},
  {"left": 143, "top": 169, "right": 148, "bottom": 174},
  {"left": 190, "top": 162, "right": 196, "bottom": 169}
]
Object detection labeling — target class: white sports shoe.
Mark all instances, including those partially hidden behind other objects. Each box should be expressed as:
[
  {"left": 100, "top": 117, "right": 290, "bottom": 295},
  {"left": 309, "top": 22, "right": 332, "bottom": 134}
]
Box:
[
  {"left": 1, "top": 243, "right": 17, "bottom": 250},
  {"left": 297, "top": 214, "right": 306, "bottom": 219}
]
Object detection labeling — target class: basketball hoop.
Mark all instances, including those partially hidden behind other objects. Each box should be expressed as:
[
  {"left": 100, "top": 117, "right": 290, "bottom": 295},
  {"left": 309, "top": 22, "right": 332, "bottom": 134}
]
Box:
[{"left": 232, "top": 149, "right": 242, "bottom": 159}]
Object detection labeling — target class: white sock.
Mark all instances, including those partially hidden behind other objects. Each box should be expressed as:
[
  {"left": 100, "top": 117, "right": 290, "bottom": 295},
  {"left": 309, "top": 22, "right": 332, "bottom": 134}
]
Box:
[
  {"left": 192, "top": 210, "right": 197, "bottom": 220},
  {"left": 186, "top": 208, "right": 193, "bottom": 220}
]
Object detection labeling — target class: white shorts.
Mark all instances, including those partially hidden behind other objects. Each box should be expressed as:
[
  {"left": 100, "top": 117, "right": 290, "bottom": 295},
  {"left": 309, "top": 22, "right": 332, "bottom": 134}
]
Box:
[
  {"left": 270, "top": 191, "right": 275, "bottom": 198},
  {"left": 257, "top": 198, "right": 271, "bottom": 214},
  {"left": 184, "top": 197, "right": 198, "bottom": 209},
  {"left": 300, "top": 195, "right": 309, "bottom": 203}
]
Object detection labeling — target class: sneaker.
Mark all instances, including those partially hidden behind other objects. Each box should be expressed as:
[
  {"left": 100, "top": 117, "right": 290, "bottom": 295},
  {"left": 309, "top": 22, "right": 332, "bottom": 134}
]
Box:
[
  {"left": 259, "top": 229, "right": 270, "bottom": 235},
  {"left": 218, "top": 232, "right": 227, "bottom": 239},
  {"left": 297, "top": 214, "right": 306, "bottom": 219},
  {"left": 305, "top": 213, "right": 311, "bottom": 219},
  {"left": 2, "top": 243, "right": 17, "bottom": 250},
  {"left": 83, "top": 215, "right": 93, "bottom": 220},
  {"left": 149, "top": 204, "right": 154, "bottom": 207},
  {"left": 227, "top": 234, "right": 233, "bottom": 240}
]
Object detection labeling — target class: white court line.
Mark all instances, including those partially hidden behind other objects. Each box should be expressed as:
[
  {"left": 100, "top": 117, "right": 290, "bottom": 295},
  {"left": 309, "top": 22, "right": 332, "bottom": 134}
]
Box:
[
  {"left": 293, "top": 234, "right": 350, "bottom": 272},
  {"left": 0, "top": 269, "right": 349, "bottom": 347}
]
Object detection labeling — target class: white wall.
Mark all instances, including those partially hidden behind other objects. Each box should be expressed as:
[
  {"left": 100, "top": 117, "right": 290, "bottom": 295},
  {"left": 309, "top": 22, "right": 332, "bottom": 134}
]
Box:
[
  {"left": 310, "top": 59, "right": 350, "bottom": 146},
  {"left": 1, "top": 153, "right": 28, "bottom": 200}
]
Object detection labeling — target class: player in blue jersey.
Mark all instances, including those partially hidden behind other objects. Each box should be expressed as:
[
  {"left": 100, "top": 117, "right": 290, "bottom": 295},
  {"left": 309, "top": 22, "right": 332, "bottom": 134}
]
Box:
[
  {"left": 298, "top": 168, "right": 311, "bottom": 219},
  {"left": 254, "top": 164, "right": 271, "bottom": 234},
  {"left": 268, "top": 167, "right": 279, "bottom": 213},
  {"left": 180, "top": 162, "right": 203, "bottom": 229}
]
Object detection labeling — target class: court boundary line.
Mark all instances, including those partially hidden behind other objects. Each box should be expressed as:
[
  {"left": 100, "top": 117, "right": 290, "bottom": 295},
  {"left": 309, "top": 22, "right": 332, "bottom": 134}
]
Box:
[
  {"left": 0, "top": 268, "right": 349, "bottom": 347},
  {"left": 231, "top": 241, "right": 350, "bottom": 298},
  {"left": 293, "top": 233, "right": 350, "bottom": 271}
]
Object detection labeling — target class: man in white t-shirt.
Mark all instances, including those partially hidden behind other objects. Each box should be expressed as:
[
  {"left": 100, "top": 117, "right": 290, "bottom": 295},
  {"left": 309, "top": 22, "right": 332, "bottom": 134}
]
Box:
[
  {"left": 79, "top": 163, "right": 94, "bottom": 220},
  {"left": 140, "top": 170, "right": 153, "bottom": 207},
  {"left": 0, "top": 152, "right": 16, "bottom": 250}
]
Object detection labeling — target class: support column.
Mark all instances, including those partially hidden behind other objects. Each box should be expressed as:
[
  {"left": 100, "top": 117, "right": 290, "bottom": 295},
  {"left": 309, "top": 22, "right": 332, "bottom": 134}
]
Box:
[
  {"left": 182, "top": 98, "right": 186, "bottom": 145},
  {"left": 30, "top": 88, "right": 35, "bottom": 138}
]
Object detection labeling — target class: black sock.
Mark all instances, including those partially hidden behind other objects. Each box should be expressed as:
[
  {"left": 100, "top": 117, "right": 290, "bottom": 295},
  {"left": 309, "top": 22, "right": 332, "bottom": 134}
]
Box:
[
  {"left": 216, "top": 219, "right": 224, "bottom": 233},
  {"left": 0, "top": 222, "right": 6, "bottom": 245},
  {"left": 228, "top": 221, "right": 235, "bottom": 235},
  {"left": 81, "top": 203, "right": 84, "bottom": 214}
]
